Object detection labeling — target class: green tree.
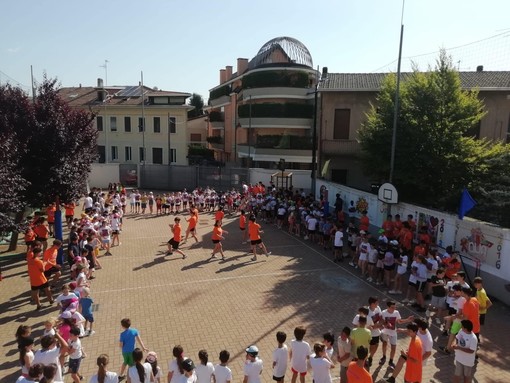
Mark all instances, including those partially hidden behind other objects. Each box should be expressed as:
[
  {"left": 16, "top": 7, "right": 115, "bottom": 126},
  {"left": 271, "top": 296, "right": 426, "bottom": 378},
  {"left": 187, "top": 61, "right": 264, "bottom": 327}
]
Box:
[
  {"left": 187, "top": 93, "right": 204, "bottom": 118},
  {"left": 0, "top": 77, "right": 98, "bottom": 249},
  {"left": 358, "top": 51, "right": 486, "bottom": 209},
  {"left": 469, "top": 141, "right": 510, "bottom": 227}
]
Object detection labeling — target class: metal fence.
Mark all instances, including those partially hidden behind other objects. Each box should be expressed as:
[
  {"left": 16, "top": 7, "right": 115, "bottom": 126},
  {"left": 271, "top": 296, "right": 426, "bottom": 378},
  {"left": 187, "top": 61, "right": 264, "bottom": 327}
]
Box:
[{"left": 138, "top": 165, "right": 249, "bottom": 191}]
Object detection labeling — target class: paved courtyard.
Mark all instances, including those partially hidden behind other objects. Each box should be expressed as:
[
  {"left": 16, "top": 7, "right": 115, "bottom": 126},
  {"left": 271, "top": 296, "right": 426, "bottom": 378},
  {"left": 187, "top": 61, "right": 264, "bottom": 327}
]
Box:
[{"left": 1, "top": 210, "right": 510, "bottom": 383}]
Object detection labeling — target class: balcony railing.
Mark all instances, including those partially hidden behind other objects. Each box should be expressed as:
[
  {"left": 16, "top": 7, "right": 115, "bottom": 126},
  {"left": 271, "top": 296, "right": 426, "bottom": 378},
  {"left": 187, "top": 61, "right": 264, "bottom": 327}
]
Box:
[{"left": 321, "top": 139, "right": 361, "bottom": 156}]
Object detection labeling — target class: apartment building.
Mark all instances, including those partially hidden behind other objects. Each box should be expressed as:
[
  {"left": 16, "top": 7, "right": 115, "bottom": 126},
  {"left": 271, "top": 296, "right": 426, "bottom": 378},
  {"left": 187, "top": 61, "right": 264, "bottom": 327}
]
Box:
[{"left": 59, "top": 79, "right": 192, "bottom": 165}]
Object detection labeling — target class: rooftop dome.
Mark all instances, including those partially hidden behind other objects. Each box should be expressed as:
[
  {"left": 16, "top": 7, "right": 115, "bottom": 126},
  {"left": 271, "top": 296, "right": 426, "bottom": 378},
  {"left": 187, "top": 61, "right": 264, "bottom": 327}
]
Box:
[{"left": 248, "top": 36, "right": 313, "bottom": 69}]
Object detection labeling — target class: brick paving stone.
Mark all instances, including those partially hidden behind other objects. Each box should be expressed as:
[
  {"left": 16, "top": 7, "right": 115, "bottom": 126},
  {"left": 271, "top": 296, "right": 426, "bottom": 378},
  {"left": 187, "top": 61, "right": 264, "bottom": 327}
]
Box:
[{"left": 1, "top": 210, "right": 509, "bottom": 383}]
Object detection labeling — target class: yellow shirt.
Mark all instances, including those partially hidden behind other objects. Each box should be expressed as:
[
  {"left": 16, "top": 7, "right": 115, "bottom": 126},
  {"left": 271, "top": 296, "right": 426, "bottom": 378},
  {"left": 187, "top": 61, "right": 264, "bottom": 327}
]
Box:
[{"left": 476, "top": 287, "right": 490, "bottom": 314}]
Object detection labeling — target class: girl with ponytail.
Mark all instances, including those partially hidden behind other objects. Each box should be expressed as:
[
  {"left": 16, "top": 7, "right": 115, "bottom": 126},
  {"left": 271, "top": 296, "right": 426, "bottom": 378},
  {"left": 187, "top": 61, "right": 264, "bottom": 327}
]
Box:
[
  {"left": 89, "top": 354, "right": 119, "bottom": 383},
  {"left": 127, "top": 348, "right": 153, "bottom": 383},
  {"left": 167, "top": 345, "right": 187, "bottom": 383}
]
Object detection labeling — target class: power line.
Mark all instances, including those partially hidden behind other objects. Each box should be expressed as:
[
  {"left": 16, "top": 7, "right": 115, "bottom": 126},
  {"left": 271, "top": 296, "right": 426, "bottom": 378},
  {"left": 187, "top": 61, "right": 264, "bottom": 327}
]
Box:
[
  {"left": 370, "top": 30, "right": 510, "bottom": 73},
  {"left": 0, "top": 70, "right": 31, "bottom": 92}
]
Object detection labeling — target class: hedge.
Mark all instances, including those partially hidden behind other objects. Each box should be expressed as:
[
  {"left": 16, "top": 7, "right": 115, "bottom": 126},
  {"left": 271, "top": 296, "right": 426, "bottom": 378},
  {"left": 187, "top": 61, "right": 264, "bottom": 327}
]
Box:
[{"left": 238, "top": 103, "right": 313, "bottom": 119}]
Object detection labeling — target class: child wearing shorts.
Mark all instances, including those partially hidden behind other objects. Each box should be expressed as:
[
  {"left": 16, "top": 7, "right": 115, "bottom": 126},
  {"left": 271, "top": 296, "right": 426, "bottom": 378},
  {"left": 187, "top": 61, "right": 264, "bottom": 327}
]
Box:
[
  {"left": 79, "top": 287, "right": 95, "bottom": 336},
  {"left": 118, "top": 318, "right": 149, "bottom": 380},
  {"left": 68, "top": 327, "right": 86, "bottom": 383},
  {"left": 272, "top": 332, "right": 288, "bottom": 383},
  {"left": 289, "top": 326, "right": 311, "bottom": 383}
]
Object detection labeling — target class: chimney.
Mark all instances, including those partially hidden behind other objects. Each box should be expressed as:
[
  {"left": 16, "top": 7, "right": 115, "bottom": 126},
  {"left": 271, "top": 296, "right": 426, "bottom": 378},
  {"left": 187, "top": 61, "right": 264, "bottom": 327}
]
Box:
[
  {"left": 225, "top": 66, "right": 233, "bottom": 80},
  {"left": 237, "top": 58, "right": 249, "bottom": 75},
  {"left": 220, "top": 69, "right": 226, "bottom": 84},
  {"left": 476, "top": 65, "right": 484, "bottom": 72},
  {"left": 96, "top": 78, "right": 105, "bottom": 101}
]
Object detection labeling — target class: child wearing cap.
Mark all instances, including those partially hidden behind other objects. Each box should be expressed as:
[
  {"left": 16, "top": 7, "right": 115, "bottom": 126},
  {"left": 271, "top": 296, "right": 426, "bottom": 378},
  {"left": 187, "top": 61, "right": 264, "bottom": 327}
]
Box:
[
  {"left": 243, "top": 346, "right": 263, "bottom": 383},
  {"left": 146, "top": 351, "right": 162, "bottom": 383},
  {"left": 181, "top": 359, "right": 197, "bottom": 383}
]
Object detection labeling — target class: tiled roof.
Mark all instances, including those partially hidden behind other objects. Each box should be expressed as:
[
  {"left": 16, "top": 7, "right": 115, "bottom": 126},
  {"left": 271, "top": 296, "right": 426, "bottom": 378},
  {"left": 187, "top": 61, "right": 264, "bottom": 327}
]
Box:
[
  {"left": 58, "top": 86, "right": 190, "bottom": 108},
  {"left": 321, "top": 71, "right": 510, "bottom": 91}
]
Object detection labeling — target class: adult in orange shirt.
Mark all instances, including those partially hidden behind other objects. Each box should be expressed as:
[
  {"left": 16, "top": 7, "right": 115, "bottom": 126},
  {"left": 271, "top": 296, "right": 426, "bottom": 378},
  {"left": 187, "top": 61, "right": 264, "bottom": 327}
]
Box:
[
  {"left": 359, "top": 211, "right": 370, "bottom": 232},
  {"left": 43, "top": 239, "right": 62, "bottom": 286},
  {"left": 184, "top": 209, "right": 198, "bottom": 243},
  {"left": 211, "top": 220, "right": 229, "bottom": 260},
  {"left": 393, "top": 214, "right": 403, "bottom": 239},
  {"left": 461, "top": 288, "right": 481, "bottom": 337},
  {"left": 167, "top": 217, "right": 186, "bottom": 259},
  {"left": 33, "top": 217, "right": 50, "bottom": 251},
  {"left": 248, "top": 216, "right": 271, "bottom": 261},
  {"left": 347, "top": 346, "right": 373, "bottom": 383},
  {"left": 403, "top": 323, "right": 423, "bottom": 383},
  {"left": 24, "top": 227, "right": 36, "bottom": 252},
  {"left": 64, "top": 202, "right": 76, "bottom": 228},
  {"left": 399, "top": 222, "right": 413, "bottom": 252},
  {"left": 46, "top": 203, "right": 56, "bottom": 236},
  {"left": 27, "top": 248, "right": 54, "bottom": 310},
  {"left": 214, "top": 207, "right": 225, "bottom": 225},
  {"left": 444, "top": 254, "right": 462, "bottom": 280},
  {"left": 239, "top": 210, "right": 248, "bottom": 244},
  {"left": 382, "top": 215, "right": 394, "bottom": 240}
]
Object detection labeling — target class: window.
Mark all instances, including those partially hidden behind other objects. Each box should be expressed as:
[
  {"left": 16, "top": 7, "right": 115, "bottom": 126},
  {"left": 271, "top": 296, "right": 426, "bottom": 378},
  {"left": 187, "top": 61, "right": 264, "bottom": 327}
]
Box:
[
  {"left": 125, "top": 146, "right": 132, "bottom": 161},
  {"left": 170, "top": 148, "right": 176, "bottom": 163},
  {"left": 190, "top": 133, "right": 202, "bottom": 142},
  {"left": 111, "top": 146, "right": 118, "bottom": 161},
  {"left": 153, "top": 117, "right": 161, "bottom": 133},
  {"left": 333, "top": 109, "right": 351, "bottom": 139},
  {"left": 96, "top": 116, "right": 103, "bottom": 131},
  {"left": 152, "top": 148, "right": 163, "bottom": 164},
  {"left": 331, "top": 169, "right": 347, "bottom": 184},
  {"left": 138, "top": 117, "right": 145, "bottom": 132},
  {"left": 97, "top": 145, "right": 105, "bottom": 163},
  {"left": 124, "top": 116, "right": 131, "bottom": 132},
  {"left": 110, "top": 117, "right": 117, "bottom": 132},
  {"left": 139, "top": 147, "right": 145, "bottom": 162},
  {"left": 169, "top": 117, "right": 176, "bottom": 133}
]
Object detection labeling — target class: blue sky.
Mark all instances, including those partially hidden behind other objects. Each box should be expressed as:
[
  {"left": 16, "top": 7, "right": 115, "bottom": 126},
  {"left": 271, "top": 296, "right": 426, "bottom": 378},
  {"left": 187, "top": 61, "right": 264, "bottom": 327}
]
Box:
[{"left": 1, "top": 0, "right": 509, "bottom": 100}]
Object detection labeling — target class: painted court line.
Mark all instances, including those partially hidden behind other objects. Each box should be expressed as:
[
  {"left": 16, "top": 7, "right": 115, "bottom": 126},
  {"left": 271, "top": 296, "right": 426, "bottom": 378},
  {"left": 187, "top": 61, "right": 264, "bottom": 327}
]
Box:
[{"left": 94, "top": 266, "right": 338, "bottom": 294}]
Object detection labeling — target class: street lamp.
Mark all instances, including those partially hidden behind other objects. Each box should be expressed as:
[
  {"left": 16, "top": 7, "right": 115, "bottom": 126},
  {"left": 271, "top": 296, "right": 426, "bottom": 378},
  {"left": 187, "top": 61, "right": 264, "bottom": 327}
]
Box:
[{"left": 311, "top": 66, "right": 328, "bottom": 198}]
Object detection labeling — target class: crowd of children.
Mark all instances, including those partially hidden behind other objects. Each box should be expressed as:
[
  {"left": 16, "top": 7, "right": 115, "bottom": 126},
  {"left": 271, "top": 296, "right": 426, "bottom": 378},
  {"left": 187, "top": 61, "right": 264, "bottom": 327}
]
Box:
[{"left": 16, "top": 181, "right": 493, "bottom": 383}]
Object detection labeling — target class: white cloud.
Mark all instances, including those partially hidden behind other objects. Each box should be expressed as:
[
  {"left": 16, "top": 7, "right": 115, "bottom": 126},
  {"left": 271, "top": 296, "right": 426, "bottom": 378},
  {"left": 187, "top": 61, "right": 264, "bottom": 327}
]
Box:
[{"left": 7, "top": 47, "right": 21, "bottom": 53}]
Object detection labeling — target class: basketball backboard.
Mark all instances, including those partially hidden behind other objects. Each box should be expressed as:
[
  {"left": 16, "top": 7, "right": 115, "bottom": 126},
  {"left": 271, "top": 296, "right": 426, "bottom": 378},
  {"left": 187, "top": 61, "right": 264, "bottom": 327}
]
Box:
[{"left": 378, "top": 183, "right": 398, "bottom": 204}]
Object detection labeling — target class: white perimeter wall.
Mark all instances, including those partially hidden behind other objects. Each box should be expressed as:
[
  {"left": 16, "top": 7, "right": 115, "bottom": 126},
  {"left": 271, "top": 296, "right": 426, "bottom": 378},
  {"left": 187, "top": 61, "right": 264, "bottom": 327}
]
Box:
[
  {"left": 317, "top": 180, "right": 510, "bottom": 306},
  {"left": 89, "top": 163, "right": 120, "bottom": 188}
]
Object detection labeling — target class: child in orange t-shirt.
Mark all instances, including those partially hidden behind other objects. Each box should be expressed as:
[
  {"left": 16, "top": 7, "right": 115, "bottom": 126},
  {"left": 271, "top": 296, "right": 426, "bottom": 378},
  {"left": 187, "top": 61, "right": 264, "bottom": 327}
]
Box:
[
  {"left": 168, "top": 217, "right": 186, "bottom": 259},
  {"left": 248, "top": 216, "right": 271, "bottom": 261},
  {"left": 211, "top": 221, "right": 229, "bottom": 260}
]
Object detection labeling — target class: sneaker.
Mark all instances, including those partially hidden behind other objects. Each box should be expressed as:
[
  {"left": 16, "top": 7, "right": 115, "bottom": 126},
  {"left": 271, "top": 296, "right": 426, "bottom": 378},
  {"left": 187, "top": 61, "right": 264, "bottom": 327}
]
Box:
[
  {"left": 388, "top": 290, "right": 398, "bottom": 294},
  {"left": 182, "top": 255, "right": 187, "bottom": 259},
  {"left": 251, "top": 256, "right": 257, "bottom": 261},
  {"left": 435, "top": 318, "right": 442, "bottom": 325},
  {"left": 367, "top": 356, "right": 373, "bottom": 367},
  {"left": 386, "top": 377, "right": 396, "bottom": 383},
  {"left": 89, "top": 330, "right": 95, "bottom": 336},
  {"left": 242, "top": 241, "right": 247, "bottom": 244},
  {"left": 425, "top": 309, "right": 431, "bottom": 317},
  {"left": 118, "top": 376, "right": 126, "bottom": 382},
  {"left": 409, "top": 299, "right": 416, "bottom": 304},
  {"left": 210, "top": 254, "right": 217, "bottom": 258},
  {"left": 402, "top": 298, "right": 409, "bottom": 303},
  {"left": 366, "top": 277, "right": 373, "bottom": 282},
  {"left": 379, "top": 356, "right": 386, "bottom": 365},
  {"left": 388, "top": 360, "right": 395, "bottom": 369},
  {"left": 396, "top": 290, "right": 403, "bottom": 294},
  {"left": 348, "top": 262, "right": 355, "bottom": 267},
  {"left": 266, "top": 252, "right": 271, "bottom": 257}
]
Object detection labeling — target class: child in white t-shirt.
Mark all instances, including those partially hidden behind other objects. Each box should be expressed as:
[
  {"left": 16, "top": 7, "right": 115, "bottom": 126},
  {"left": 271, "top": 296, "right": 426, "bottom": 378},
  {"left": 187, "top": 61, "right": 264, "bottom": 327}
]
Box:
[
  {"left": 289, "top": 327, "right": 311, "bottom": 383},
  {"left": 272, "top": 332, "right": 288, "bottom": 383},
  {"left": 213, "top": 350, "right": 232, "bottom": 383},
  {"left": 196, "top": 350, "right": 214, "bottom": 383},
  {"left": 243, "top": 346, "right": 263, "bottom": 383},
  {"left": 68, "top": 327, "right": 86, "bottom": 383}
]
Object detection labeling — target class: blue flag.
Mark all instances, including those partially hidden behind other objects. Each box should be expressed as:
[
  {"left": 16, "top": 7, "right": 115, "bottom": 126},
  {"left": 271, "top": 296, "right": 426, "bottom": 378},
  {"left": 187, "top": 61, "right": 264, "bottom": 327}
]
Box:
[{"left": 458, "top": 188, "right": 476, "bottom": 219}]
